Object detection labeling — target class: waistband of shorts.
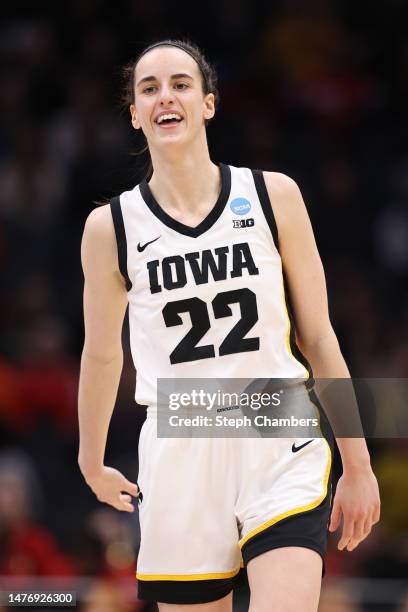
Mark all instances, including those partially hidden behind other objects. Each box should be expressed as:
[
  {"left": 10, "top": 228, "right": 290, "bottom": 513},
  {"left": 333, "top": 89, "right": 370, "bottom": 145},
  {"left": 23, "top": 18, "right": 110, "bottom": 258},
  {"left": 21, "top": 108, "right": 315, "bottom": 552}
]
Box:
[{"left": 144, "top": 379, "right": 312, "bottom": 418}]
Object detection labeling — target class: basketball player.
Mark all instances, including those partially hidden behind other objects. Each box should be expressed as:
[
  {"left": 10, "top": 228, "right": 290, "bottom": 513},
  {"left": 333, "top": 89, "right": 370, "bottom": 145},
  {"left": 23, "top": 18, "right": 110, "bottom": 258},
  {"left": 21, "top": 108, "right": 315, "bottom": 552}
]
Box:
[{"left": 78, "top": 40, "right": 380, "bottom": 611}]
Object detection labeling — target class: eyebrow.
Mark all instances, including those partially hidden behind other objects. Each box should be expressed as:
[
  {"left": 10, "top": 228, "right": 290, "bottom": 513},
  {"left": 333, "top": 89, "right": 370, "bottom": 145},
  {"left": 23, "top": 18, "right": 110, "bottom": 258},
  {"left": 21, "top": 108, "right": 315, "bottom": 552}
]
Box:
[{"left": 136, "top": 73, "right": 194, "bottom": 87}]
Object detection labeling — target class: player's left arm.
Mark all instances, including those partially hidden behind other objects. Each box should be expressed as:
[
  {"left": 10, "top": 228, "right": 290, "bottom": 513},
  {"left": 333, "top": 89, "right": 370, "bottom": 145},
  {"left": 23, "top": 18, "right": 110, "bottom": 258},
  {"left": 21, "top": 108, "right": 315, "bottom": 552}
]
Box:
[{"left": 263, "top": 171, "right": 380, "bottom": 551}]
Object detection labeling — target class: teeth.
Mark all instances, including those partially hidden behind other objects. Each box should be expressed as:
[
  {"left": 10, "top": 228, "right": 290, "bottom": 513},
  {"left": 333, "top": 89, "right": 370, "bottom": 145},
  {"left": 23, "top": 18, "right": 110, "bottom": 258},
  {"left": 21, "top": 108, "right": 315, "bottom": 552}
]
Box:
[{"left": 157, "top": 113, "right": 182, "bottom": 124}]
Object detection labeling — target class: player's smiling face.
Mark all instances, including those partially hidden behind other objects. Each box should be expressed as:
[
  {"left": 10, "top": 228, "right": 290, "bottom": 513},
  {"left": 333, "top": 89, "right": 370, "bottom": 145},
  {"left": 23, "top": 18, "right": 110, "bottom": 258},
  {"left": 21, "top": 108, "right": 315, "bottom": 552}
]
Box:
[{"left": 130, "top": 46, "right": 215, "bottom": 149}]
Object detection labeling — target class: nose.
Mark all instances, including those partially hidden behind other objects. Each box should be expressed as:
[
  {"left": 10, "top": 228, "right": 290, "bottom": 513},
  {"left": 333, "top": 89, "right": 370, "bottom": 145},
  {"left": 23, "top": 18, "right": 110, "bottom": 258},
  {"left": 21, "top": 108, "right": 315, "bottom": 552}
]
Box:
[{"left": 158, "top": 83, "right": 175, "bottom": 106}]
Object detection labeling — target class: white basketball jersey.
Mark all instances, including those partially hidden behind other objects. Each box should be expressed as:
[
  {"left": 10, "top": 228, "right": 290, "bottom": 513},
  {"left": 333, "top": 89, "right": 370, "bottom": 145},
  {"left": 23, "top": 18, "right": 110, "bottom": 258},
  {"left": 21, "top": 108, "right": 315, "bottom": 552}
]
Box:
[{"left": 110, "top": 163, "right": 312, "bottom": 410}]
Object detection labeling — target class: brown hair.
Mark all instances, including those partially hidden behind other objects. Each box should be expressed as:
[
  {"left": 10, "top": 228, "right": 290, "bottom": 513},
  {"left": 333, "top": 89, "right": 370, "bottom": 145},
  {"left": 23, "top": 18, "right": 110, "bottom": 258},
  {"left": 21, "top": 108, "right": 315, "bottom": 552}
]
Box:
[{"left": 120, "top": 38, "right": 219, "bottom": 180}]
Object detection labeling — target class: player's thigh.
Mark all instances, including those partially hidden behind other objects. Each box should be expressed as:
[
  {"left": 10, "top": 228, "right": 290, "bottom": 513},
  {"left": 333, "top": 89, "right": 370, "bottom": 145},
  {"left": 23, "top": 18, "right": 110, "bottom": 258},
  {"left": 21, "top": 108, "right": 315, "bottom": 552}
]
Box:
[
  {"left": 158, "top": 592, "right": 233, "bottom": 612},
  {"left": 247, "top": 547, "right": 322, "bottom": 612}
]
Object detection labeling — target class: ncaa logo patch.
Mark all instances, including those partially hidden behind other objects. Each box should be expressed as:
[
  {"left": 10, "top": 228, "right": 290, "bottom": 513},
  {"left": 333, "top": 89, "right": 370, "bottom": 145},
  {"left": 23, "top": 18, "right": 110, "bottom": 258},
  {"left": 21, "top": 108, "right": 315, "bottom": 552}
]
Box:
[{"left": 230, "top": 197, "right": 251, "bottom": 215}]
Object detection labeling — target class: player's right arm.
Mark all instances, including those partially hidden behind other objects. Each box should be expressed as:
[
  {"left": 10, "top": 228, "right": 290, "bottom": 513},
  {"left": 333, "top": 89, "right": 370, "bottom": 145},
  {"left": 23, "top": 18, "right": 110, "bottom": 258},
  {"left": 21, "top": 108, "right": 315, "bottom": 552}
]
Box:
[{"left": 78, "top": 205, "right": 139, "bottom": 512}]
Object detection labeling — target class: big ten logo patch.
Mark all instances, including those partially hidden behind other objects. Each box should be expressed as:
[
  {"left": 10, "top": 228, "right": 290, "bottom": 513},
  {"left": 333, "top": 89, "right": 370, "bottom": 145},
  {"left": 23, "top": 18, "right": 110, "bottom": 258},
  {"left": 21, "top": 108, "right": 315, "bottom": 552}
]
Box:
[{"left": 233, "top": 218, "right": 255, "bottom": 228}]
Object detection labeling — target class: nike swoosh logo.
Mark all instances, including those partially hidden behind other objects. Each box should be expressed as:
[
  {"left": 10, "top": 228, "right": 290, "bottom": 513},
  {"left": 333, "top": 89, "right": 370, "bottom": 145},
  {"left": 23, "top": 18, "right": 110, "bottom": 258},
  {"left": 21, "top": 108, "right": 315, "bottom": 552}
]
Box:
[
  {"left": 292, "top": 440, "right": 313, "bottom": 453},
  {"left": 137, "top": 236, "right": 161, "bottom": 252}
]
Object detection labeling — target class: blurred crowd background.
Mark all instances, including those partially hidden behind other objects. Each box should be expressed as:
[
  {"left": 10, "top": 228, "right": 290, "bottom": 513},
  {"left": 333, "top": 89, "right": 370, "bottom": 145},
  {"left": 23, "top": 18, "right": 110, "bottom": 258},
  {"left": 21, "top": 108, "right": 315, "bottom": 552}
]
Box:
[{"left": 0, "top": 0, "right": 407, "bottom": 610}]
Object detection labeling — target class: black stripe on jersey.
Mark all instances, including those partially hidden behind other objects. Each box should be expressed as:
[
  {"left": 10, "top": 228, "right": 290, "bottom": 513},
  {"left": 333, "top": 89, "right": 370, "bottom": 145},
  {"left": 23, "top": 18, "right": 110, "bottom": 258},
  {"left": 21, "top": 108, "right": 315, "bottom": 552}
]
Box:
[
  {"left": 110, "top": 196, "right": 133, "bottom": 291},
  {"left": 139, "top": 163, "right": 231, "bottom": 238},
  {"left": 251, "top": 169, "right": 279, "bottom": 248},
  {"left": 253, "top": 167, "right": 314, "bottom": 384},
  {"left": 282, "top": 270, "right": 314, "bottom": 386}
]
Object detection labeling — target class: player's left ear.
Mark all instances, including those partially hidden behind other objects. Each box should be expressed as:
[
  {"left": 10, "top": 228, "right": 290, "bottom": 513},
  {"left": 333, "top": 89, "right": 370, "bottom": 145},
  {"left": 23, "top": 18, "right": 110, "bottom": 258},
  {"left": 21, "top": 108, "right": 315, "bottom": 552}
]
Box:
[{"left": 203, "top": 93, "right": 215, "bottom": 121}]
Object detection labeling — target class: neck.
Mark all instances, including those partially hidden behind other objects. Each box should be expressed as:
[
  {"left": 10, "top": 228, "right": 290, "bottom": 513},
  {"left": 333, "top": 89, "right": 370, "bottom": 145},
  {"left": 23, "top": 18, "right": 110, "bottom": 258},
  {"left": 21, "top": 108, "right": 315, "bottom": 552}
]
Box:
[{"left": 147, "top": 136, "right": 220, "bottom": 214}]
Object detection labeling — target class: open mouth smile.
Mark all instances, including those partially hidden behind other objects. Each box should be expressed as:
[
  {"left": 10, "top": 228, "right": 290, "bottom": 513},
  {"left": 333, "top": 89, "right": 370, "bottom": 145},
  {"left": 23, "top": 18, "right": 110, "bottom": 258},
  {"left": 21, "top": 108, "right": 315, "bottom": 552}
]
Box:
[{"left": 155, "top": 112, "right": 184, "bottom": 128}]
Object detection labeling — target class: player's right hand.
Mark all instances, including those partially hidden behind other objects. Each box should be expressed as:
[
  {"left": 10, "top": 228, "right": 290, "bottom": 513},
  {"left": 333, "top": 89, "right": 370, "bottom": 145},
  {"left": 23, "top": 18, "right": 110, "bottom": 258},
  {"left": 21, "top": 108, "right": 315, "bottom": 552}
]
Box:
[{"left": 84, "top": 465, "right": 140, "bottom": 512}]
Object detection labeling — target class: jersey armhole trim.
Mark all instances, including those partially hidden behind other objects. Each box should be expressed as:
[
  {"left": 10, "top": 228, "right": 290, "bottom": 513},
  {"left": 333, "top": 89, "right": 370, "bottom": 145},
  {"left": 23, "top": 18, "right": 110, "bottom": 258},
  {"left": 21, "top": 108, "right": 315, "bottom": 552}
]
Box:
[
  {"left": 251, "top": 169, "right": 279, "bottom": 250},
  {"left": 282, "top": 270, "right": 313, "bottom": 381},
  {"left": 110, "top": 196, "right": 133, "bottom": 291}
]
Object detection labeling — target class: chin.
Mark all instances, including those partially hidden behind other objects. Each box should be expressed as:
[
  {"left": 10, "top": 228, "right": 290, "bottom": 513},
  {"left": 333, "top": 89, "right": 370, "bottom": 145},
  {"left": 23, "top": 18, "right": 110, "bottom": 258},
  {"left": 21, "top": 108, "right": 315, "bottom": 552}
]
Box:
[{"left": 155, "top": 132, "right": 191, "bottom": 148}]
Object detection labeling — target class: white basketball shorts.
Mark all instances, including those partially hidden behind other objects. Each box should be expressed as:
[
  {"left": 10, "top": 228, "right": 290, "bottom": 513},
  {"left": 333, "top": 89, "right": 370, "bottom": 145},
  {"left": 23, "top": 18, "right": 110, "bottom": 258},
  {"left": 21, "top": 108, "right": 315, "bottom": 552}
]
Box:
[{"left": 135, "top": 392, "right": 334, "bottom": 604}]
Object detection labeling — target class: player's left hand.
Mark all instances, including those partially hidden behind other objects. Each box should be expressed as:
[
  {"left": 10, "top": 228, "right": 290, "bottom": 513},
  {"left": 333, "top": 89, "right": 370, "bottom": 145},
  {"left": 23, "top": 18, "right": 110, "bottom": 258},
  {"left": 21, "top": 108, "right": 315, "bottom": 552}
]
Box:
[{"left": 329, "top": 465, "right": 380, "bottom": 551}]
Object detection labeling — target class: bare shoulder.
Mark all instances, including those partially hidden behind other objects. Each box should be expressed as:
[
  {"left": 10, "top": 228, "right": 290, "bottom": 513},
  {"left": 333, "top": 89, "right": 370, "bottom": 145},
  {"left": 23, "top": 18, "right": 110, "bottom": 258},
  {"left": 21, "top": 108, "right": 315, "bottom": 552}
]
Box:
[
  {"left": 263, "top": 171, "right": 304, "bottom": 209},
  {"left": 262, "top": 171, "right": 310, "bottom": 236},
  {"left": 83, "top": 204, "right": 115, "bottom": 241},
  {"left": 81, "top": 204, "right": 119, "bottom": 275}
]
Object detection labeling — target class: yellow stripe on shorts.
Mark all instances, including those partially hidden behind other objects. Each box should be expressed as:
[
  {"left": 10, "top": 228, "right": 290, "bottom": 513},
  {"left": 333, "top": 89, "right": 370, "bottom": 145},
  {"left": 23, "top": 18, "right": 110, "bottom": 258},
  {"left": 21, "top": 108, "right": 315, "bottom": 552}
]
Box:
[
  {"left": 136, "top": 566, "right": 241, "bottom": 581},
  {"left": 239, "top": 439, "right": 332, "bottom": 549}
]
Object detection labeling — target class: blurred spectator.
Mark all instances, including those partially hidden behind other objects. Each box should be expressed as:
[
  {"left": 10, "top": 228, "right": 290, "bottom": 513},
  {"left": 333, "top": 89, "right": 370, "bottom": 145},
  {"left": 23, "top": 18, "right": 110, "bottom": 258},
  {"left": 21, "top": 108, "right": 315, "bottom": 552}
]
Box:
[
  {"left": 80, "top": 577, "right": 144, "bottom": 612},
  {"left": 319, "top": 581, "right": 360, "bottom": 612},
  {"left": 73, "top": 508, "right": 138, "bottom": 579},
  {"left": 47, "top": 72, "right": 127, "bottom": 166},
  {"left": 0, "top": 450, "right": 77, "bottom": 576},
  {"left": 398, "top": 590, "right": 408, "bottom": 612},
  {"left": 374, "top": 203, "right": 408, "bottom": 275},
  {"left": 0, "top": 122, "right": 67, "bottom": 226},
  {"left": 0, "top": 314, "right": 78, "bottom": 435}
]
